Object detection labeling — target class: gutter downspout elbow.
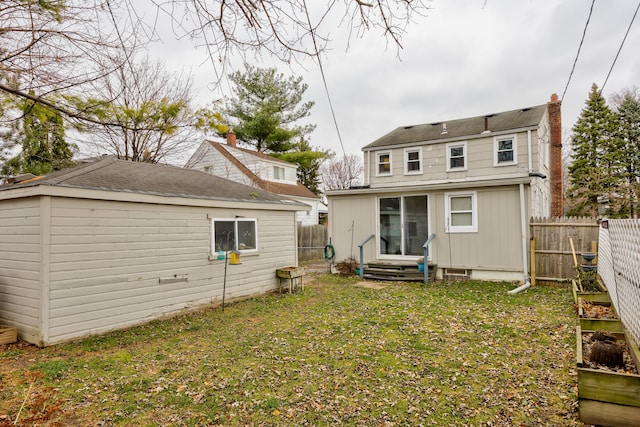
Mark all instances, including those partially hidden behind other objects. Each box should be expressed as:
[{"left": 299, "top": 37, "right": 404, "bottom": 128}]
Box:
[{"left": 508, "top": 280, "right": 531, "bottom": 295}]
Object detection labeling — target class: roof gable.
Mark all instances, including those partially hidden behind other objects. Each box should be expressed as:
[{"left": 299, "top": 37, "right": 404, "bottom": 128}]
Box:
[{"left": 364, "top": 104, "right": 548, "bottom": 149}]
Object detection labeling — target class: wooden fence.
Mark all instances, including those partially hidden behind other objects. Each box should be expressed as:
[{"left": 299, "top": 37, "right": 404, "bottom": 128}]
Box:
[
  {"left": 530, "top": 217, "right": 599, "bottom": 286},
  {"left": 298, "top": 224, "right": 328, "bottom": 261}
]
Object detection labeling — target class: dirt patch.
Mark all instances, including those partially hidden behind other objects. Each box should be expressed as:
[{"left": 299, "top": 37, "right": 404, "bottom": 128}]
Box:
[{"left": 353, "top": 281, "right": 390, "bottom": 289}]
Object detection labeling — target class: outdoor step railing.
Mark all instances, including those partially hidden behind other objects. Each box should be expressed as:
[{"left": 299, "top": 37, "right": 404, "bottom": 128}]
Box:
[{"left": 357, "top": 233, "right": 436, "bottom": 284}]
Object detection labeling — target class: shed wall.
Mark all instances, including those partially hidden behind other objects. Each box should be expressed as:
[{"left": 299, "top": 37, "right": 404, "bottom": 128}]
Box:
[
  {"left": 0, "top": 197, "right": 42, "bottom": 342},
  {"left": 44, "top": 197, "right": 296, "bottom": 345}
]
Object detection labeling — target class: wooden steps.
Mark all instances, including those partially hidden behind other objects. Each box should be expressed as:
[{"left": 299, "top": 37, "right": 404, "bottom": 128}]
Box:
[{"left": 362, "top": 262, "right": 437, "bottom": 282}]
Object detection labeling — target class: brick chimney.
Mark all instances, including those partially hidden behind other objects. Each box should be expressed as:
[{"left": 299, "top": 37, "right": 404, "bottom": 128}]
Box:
[
  {"left": 548, "top": 93, "right": 563, "bottom": 217},
  {"left": 226, "top": 130, "right": 236, "bottom": 147}
]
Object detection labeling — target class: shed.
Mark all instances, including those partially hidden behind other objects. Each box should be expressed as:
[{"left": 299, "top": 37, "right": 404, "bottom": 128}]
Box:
[{"left": 0, "top": 158, "right": 305, "bottom": 346}]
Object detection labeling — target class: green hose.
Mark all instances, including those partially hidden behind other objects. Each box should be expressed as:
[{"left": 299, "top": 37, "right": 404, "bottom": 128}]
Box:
[{"left": 323, "top": 244, "right": 335, "bottom": 262}]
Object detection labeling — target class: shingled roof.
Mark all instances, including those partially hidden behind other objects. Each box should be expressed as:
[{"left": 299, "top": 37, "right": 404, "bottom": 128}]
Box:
[
  {"left": 206, "top": 141, "right": 319, "bottom": 199},
  {"left": 0, "top": 157, "right": 299, "bottom": 205},
  {"left": 363, "top": 104, "right": 548, "bottom": 149}
]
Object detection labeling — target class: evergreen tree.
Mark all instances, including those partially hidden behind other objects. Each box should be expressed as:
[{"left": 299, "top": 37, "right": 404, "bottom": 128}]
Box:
[
  {"left": 567, "top": 84, "right": 619, "bottom": 217},
  {"left": 225, "top": 66, "right": 315, "bottom": 153},
  {"left": 2, "top": 96, "right": 75, "bottom": 176},
  {"left": 275, "top": 139, "right": 328, "bottom": 196},
  {"left": 613, "top": 92, "right": 640, "bottom": 217}
]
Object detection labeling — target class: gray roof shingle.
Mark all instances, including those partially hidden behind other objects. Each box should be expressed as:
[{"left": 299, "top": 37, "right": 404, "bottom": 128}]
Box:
[
  {"left": 363, "top": 104, "right": 548, "bottom": 149},
  {"left": 0, "top": 157, "right": 297, "bottom": 205}
]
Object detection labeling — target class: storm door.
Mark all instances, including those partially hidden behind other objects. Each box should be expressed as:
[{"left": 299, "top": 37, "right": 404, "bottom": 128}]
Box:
[{"left": 379, "top": 195, "right": 429, "bottom": 257}]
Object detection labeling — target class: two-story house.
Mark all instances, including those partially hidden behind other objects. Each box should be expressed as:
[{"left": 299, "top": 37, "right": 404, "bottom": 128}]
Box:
[
  {"left": 326, "top": 95, "right": 562, "bottom": 282},
  {"left": 185, "top": 133, "right": 322, "bottom": 225}
]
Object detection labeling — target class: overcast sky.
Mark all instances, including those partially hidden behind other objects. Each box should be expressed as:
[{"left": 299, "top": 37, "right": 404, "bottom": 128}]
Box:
[{"left": 150, "top": 0, "right": 640, "bottom": 160}]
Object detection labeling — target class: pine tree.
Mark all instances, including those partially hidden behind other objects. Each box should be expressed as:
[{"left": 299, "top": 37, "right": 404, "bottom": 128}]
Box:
[
  {"left": 567, "top": 84, "right": 619, "bottom": 217},
  {"left": 614, "top": 92, "right": 640, "bottom": 217},
  {"left": 2, "top": 96, "right": 76, "bottom": 176}
]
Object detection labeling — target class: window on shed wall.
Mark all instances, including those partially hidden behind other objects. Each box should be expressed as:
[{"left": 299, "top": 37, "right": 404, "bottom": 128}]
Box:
[
  {"left": 445, "top": 192, "right": 477, "bottom": 233},
  {"left": 211, "top": 218, "right": 258, "bottom": 253},
  {"left": 404, "top": 148, "right": 422, "bottom": 174},
  {"left": 446, "top": 142, "right": 467, "bottom": 171},
  {"left": 273, "top": 166, "right": 285, "bottom": 180},
  {"left": 494, "top": 135, "right": 517, "bottom": 166},
  {"left": 376, "top": 151, "right": 392, "bottom": 176}
]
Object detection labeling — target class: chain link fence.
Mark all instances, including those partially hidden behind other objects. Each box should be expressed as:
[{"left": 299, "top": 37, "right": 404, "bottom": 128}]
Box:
[{"left": 597, "top": 219, "right": 640, "bottom": 344}]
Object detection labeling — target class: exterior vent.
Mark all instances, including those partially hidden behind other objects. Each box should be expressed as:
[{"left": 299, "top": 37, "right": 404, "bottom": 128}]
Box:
[{"left": 444, "top": 268, "right": 471, "bottom": 281}]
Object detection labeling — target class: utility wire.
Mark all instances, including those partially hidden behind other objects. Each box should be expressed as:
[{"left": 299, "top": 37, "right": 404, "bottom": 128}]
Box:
[
  {"left": 302, "top": 0, "right": 346, "bottom": 156},
  {"left": 600, "top": 2, "right": 640, "bottom": 93},
  {"left": 561, "top": 0, "right": 595, "bottom": 101}
]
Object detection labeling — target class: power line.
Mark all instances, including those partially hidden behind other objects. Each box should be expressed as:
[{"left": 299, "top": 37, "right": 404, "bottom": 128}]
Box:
[
  {"left": 561, "top": 0, "right": 595, "bottom": 101},
  {"left": 302, "top": 0, "right": 346, "bottom": 157},
  {"left": 600, "top": 2, "right": 640, "bottom": 93}
]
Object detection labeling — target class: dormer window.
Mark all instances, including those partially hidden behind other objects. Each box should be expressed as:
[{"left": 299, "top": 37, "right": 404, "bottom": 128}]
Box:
[
  {"left": 273, "top": 166, "right": 285, "bottom": 180},
  {"left": 494, "top": 135, "right": 517, "bottom": 166},
  {"left": 376, "top": 151, "right": 392, "bottom": 176},
  {"left": 446, "top": 142, "right": 467, "bottom": 171}
]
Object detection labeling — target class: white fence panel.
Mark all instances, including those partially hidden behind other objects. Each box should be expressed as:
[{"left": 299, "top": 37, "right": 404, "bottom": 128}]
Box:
[{"left": 598, "top": 219, "right": 640, "bottom": 344}]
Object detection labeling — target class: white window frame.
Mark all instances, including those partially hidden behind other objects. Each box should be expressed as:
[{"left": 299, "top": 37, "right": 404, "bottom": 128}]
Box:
[
  {"left": 210, "top": 217, "right": 259, "bottom": 254},
  {"left": 404, "top": 148, "right": 422, "bottom": 175},
  {"left": 445, "top": 191, "right": 478, "bottom": 233},
  {"left": 494, "top": 135, "right": 518, "bottom": 166},
  {"left": 446, "top": 142, "right": 467, "bottom": 171},
  {"left": 273, "top": 166, "right": 285, "bottom": 180},
  {"left": 376, "top": 151, "right": 392, "bottom": 176}
]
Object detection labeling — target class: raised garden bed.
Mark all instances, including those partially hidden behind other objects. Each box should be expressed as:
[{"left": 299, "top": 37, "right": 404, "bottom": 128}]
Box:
[
  {"left": 572, "top": 278, "right": 610, "bottom": 304},
  {"left": 576, "top": 326, "right": 640, "bottom": 426},
  {"left": 578, "top": 298, "right": 622, "bottom": 333}
]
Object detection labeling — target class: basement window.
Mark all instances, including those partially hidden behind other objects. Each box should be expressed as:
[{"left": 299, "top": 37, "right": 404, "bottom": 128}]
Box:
[{"left": 211, "top": 218, "right": 258, "bottom": 253}]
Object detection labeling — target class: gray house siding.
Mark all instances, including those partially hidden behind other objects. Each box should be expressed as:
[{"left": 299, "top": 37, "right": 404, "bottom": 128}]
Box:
[
  {"left": 0, "top": 194, "right": 298, "bottom": 347},
  {"left": 0, "top": 197, "right": 42, "bottom": 343}
]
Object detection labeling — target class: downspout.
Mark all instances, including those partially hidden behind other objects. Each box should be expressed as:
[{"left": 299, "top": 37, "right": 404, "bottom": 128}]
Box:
[
  {"left": 508, "top": 182, "right": 531, "bottom": 294},
  {"left": 527, "top": 130, "right": 533, "bottom": 173}
]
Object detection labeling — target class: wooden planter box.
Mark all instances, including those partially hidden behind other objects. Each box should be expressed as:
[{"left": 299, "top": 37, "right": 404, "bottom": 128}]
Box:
[
  {"left": 577, "top": 326, "right": 640, "bottom": 426},
  {"left": 572, "top": 279, "right": 610, "bottom": 304},
  {"left": 276, "top": 266, "right": 305, "bottom": 293},
  {"left": 0, "top": 325, "right": 18, "bottom": 345},
  {"left": 578, "top": 298, "right": 623, "bottom": 333}
]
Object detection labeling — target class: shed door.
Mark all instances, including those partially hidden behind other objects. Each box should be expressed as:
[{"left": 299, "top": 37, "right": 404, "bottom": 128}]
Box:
[{"left": 379, "top": 195, "right": 428, "bottom": 257}]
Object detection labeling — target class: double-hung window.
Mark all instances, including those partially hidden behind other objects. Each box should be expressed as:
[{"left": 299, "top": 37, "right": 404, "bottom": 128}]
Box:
[
  {"left": 445, "top": 192, "right": 477, "bottom": 233},
  {"left": 211, "top": 218, "right": 258, "bottom": 253},
  {"left": 446, "top": 142, "right": 467, "bottom": 171},
  {"left": 376, "top": 151, "right": 392, "bottom": 176},
  {"left": 273, "top": 166, "right": 285, "bottom": 180},
  {"left": 404, "top": 148, "right": 422, "bottom": 174},
  {"left": 494, "top": 135, "right": 517, "bottom": 166}
]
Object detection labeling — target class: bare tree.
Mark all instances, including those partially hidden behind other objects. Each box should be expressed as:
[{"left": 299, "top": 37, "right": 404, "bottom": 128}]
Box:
[
  {"left": 133, "top": 1, "right": 430, "bottom": 72},
  {"left": 76, "top": 56, "right": 198, "bottom": 163},
  {"left": 0, "top": 1, "right": 141, "bottom": 117},
  {"left": 321, "top": 154, "right": 363, "bottom": 191}
]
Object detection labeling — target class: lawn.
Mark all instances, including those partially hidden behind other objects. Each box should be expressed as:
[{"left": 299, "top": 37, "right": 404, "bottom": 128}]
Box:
[{"left": 0, "top": 275, "right": 580, "bottom": 426}]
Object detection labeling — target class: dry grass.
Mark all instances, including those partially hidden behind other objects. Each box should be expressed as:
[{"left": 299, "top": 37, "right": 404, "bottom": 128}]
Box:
[{"left": 0, "top": 275, "right": 581, "bottom": 426}]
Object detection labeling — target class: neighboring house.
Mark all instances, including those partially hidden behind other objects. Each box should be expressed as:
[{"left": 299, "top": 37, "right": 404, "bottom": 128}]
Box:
[
  {"left": 185, "top": 133, "right": 321, "bottom": 226},
  {"left": 0, "top": 157, "right": 304, "bottom": 346},
  {"left": 326, "top": 95, "right": 563, "bottom": 282}
]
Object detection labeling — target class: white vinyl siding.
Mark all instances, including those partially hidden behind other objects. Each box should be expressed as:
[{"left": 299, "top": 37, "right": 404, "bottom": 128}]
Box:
[
  {"left": 446, "top": 142, "right": 467, "bottom": 171},
  {"left": 404, "top": 148, "right": 422, "bottom": 175},
  {"left": 494, "top": 135, "right": 518, "bottom": 166},
  {"left": 1, "top": 195, "right": 297, "bottom": 346},
  {"left": 0, "top": 197, "right": 42, "bottom": 342},
  {"left": 376, "top": 151, "right": 392, "bottom": 176},
  {"left": 445, "top": 191, "right": 478, "bottom": 233}
]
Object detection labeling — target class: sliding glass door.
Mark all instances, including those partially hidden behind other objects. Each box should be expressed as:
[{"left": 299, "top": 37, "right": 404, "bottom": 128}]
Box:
[{"left": 379, "top": 195, "right": 428, "bottom": 257}]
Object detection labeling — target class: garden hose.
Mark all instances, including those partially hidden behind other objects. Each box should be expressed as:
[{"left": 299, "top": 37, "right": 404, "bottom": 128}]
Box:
[{"left": 323, "top": 243, "right": 335, "bottom": 262}]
